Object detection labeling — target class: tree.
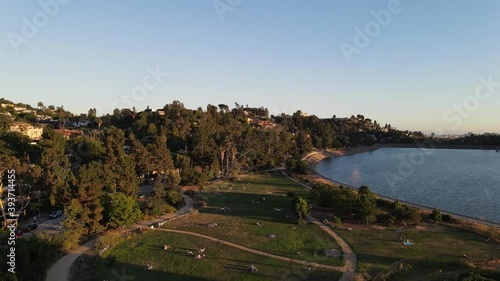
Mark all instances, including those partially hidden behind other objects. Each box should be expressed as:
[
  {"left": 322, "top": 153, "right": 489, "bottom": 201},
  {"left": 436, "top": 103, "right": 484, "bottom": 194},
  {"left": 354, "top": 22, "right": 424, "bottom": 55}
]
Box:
[
  {"left": 295, "top": 131, "right": 313, "bottom": 156},
  {"left": 87, "top": 108, "right": 97, "bottom": 121},
  {"left": 61, "top": 198, "right": 86, "bottom": 248},
  {"left": 293, "top": 197, "right": 310, "bottom": 223},
  {"left": 102, "top": 126, "right": 139, "bottom": 195},
  {"left": 39, "top": 130, "right": 74, "bottom": 205},
  {"left": 129, "top": 134, "right": 153, "bottom": 180},
  {"left": 146, "top": 123, "right": 157, "bottom": 136},
  {"left": 431, "top": 208, "right": 442, "bottom": 223},
  {"left": 67, "top": 136, "right": 104, "bottom": 167},
  {"left": 164, "top": 189, "right": 183, "bottom": 207},
  {"left": 69, "top": 161, "right": 106, "bottom": 235},
  {"left": 102, "top": 193, "right": 142, "bottom": 228},
  {"left": 285, "top": 159, "right": 308, "bottom": 174},
  {"left": 358, "top": 185, "right": 376, "bottom": 201},
  {"left": 354, "top": 194, "right": 379, "bottom": 225},
  {"left": 148, "top": 134, "right": 178, "bottom": 185}
]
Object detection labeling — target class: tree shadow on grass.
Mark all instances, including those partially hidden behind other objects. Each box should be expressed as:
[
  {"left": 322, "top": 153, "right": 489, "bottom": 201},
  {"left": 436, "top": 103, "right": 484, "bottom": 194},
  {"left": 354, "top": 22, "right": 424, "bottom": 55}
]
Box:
[
  {"left": 221, "top": 263, "right": 278, "bottom": 279},
  {"left": 358, "top": 253, "right": 477, "bottom": 277},
  {"left": 196, "top": 191, "right": 300, "bottom": 224},
  {"left": 97, "top": 260, "right": 218, "bottom": 281}
]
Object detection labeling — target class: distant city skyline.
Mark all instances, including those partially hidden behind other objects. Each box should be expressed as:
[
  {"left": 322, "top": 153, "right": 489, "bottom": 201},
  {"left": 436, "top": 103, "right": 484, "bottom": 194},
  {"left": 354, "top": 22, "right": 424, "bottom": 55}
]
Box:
[{"left": 1, "top": 0, "right": 500, "bottom": 134}]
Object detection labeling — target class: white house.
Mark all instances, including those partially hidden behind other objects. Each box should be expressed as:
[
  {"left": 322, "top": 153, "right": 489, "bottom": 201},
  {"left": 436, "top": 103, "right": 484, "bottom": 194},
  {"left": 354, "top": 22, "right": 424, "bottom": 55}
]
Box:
[{"left": 9, "top": 122, "right": 44, "bottom": 141}]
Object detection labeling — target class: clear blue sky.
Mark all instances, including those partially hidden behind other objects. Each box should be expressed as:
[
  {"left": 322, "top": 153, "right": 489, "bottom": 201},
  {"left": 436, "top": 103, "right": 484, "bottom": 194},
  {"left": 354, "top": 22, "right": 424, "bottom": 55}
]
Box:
[{"left": 1, "top": 0, "right": 500, "bottom": 134}]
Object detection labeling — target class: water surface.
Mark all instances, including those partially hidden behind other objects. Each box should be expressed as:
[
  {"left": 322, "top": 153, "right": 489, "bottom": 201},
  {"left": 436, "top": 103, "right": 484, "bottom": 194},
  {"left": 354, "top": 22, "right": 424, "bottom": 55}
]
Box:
[{"left": 316, "top": 148, "right": 500, "bottom": 223}]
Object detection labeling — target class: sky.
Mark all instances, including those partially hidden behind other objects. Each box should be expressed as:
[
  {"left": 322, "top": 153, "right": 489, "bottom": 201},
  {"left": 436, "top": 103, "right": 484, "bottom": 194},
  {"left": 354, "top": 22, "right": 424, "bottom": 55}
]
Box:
[{"left": 1, "top": 0, "right": 500, "bottom": 134}]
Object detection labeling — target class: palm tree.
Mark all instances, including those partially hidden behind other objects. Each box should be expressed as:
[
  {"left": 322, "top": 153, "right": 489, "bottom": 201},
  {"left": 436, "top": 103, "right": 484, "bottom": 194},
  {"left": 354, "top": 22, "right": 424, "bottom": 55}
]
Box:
[
  {"left": 57, "top": 106, "right": 65, "bottom": 128},
  {"left": 97, "top": 118, "right": 103, "bottom": 141}
]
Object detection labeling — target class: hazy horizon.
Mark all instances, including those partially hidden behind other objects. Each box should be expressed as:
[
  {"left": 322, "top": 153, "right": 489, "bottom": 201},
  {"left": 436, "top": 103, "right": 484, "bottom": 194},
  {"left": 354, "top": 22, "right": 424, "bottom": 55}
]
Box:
[{"left": 2, "top": 0, "right": 500, "bottom": 134}]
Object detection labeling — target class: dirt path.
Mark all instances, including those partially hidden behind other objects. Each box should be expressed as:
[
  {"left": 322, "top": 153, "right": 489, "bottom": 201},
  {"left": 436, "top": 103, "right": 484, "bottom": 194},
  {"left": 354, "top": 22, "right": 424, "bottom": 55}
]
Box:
[
  {"left": 154, "top": 228, "right": 343, "bottom": 273},
  {"left": 307, "top": 216, "right": 357, "bottom": 281},
  {"left": 280, "top": 169, "right": 357, "bottom": 281},
  {"left": 45, "top": 194, "right": 193, "bottom": 281}
]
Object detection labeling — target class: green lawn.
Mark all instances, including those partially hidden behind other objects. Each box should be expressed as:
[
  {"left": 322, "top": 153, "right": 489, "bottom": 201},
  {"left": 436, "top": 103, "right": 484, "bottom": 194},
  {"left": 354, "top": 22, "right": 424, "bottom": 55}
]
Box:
[
  {"left": 165, "top": 173, "right": 344, "bottom": 267},
  {"left": 96, "top": 231, "right": 342, "bottom": 281},
  {"left": 336, "top": 224, "right": 500, "bottom": 279}
]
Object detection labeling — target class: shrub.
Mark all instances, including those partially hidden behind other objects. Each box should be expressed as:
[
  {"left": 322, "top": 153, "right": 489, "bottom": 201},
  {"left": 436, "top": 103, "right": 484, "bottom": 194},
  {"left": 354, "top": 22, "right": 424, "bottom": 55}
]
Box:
[
  {"left": 144, "top": 197, "right": 174, "bottom": 217},
  {"left": 0, "top": 233, "right": 63, "bottom": 281},
  {"left": 285, "top": 159, "right": 308, "bottom": 174},
  {"left": 334, "top": 216, "right": 342, "bottom": 226},
  {"left": 442, "top": 214, "right": 455, "bottom": 223},
  {"left": 431, "top": 208, "right": 442, "bottom": 222},
  {"left": 392, "top": 203, "right": 422, "bottom": 225},
  {"left": 184, "top": 190, "right": 196, "bottom": 198}
]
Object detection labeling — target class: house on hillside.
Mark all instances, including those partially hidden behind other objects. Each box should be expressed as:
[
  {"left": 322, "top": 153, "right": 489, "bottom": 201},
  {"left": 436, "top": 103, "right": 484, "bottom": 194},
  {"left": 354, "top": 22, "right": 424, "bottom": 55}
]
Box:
[
  {"left": 54, "top": 129, "right": 84, "bottom": 139},
  {"left": 140, "top": 135, "right": 155, "bottom": 145},
  {"left": 9, "top": 122, "right": 44, "bottom": 141},
  {"left": 77, "top": 120, "right": 90, "bottom": 127}
]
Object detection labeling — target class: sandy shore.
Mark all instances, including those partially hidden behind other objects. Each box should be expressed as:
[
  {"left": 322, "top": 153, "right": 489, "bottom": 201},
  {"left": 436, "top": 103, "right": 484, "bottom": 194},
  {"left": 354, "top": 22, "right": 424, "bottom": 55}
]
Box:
[
  {"left": 302, "top": 145, "right": 379, "bottom": 172},
  {"left": 302, "top": 146, "right": 500, "bottom": 230}
]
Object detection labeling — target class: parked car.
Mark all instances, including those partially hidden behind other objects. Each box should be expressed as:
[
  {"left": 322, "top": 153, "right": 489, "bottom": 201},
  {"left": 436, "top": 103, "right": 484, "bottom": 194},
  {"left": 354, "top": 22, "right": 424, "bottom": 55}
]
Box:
[
  {"left": 23, "top": 223, "right": 38, "bottom": 233},
  {"left": 48, "top": 210, "right": 63, "bottom": 219}
]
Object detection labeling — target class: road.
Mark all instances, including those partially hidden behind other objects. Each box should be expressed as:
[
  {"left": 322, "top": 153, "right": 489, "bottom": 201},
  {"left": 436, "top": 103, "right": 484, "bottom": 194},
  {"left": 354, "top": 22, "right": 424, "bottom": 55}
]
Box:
[
  {"left": 139, "top": 183, "right": 154, "bottom": 195},
  {"left": 19, "top": 214, "right": 65, "bottom": 238},
  {"left": 20, "top": 183, "right": 155, "bottom": 238}
]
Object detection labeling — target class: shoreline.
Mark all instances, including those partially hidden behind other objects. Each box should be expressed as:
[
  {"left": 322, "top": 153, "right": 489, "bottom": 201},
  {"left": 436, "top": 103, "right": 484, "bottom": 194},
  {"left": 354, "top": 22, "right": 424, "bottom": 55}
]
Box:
[
  {"left": 379, "top": 143, "right": 500, "bottom": 150},
  {"left": 302, "top": 145, "right": 380, "bottom": 172},
  {"left": 302, "top": 146, "right": 500, "bottom": 229}
]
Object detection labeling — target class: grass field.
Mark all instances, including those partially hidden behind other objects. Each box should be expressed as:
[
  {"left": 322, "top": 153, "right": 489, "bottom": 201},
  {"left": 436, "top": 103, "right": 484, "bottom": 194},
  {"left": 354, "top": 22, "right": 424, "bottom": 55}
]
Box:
[
  {"left": 164, "top": 172, "right": 345, "bottom": 267},
  {"left": 336, "top": 224, "right": 500, "bottom": 279},
  {"left": 96, "top": 230, "right": 342, "bottom": 281}
]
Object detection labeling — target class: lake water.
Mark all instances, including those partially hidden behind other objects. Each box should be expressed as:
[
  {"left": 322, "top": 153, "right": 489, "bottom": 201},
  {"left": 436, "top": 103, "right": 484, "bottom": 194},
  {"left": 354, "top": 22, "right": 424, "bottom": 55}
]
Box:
[{"left": 315, "top": 148, "right": 500, "bottom": 223}]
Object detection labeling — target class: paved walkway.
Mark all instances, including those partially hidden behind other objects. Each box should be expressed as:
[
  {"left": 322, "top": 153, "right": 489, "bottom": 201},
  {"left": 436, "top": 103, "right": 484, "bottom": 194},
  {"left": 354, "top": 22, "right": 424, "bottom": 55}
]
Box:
[
  {"left": 45, "top": 194, "right": 193, "bottom": 281},
  {"left": 280, "top": 169, "right": 357, "bottom": 281},
  {"left": 154, "top": 228, "right": 344, "bottom": 272}
]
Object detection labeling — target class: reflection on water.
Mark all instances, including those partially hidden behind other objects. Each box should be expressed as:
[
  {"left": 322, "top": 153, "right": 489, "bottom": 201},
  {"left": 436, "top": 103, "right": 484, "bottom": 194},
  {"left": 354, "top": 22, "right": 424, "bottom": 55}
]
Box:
[
  {"left": 349, "top": 168, "right": 361, "bottom": 186},
  {"left": 316, "top": 148, "right": 500, "bottom": 223}
]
